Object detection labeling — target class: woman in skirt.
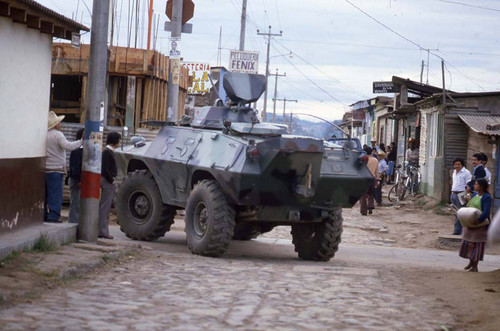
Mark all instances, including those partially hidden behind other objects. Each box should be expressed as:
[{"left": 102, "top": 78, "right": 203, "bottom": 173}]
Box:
[{"left": 460, "top": 178, "right": 492, "bottom": 272}]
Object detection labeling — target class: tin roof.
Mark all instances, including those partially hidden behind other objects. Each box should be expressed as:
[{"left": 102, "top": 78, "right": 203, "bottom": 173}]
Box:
[
  {"left": 458, "top": 114, "right": 500, "bottom": 136},
  {"left": 1, "top": 0, "right": 89, "bottom": 39}
]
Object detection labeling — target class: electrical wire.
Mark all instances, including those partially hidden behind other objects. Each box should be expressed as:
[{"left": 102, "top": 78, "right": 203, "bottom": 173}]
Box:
[
  {"left": 271, "top": 41, "right": 370, "bottom": 99},
  {"left": 437, "top": 0, "right": 500, "bottom": 12},
  {"left": 344, "top": 0, "right": 486, "bottom": 91},
  {"left": 282, "top": 55, "right": 347, "bottom": 106}
]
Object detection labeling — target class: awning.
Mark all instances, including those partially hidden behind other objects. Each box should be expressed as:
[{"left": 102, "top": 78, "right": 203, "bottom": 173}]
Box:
[{"left": 458, "top": 114, "right": 500, "bottom": 136}]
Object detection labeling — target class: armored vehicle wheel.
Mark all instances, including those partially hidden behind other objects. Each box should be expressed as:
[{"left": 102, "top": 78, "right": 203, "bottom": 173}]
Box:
[
  {"left": 233, "top": 222, "right": 275, "bottom": 240},
  {"left": 115, "top": 170, "right": 175, "bottom": 241},
  {"left": 185, "top": 180, "right": 235, "bottom": 257},
  {"left": 291, "top": 209, "right": 343, "bottom": 261}
]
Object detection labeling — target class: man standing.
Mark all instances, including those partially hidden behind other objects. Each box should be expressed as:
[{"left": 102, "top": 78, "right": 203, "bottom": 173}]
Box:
[
  {"left": 45, "top": 111, "right": 82, "bottom": 222},
  {"left": 450, "top": 157, "right": 471, "bottom": 235},
  {"left": 406, "top": 138, "right": 419, "bottom": 166},
  {"left": 374, "top": 150, "right": 389, "bottom": 206},
  {"left": 360, "top": 147, "right": 379, "bottom": 215},
  {"left": 98, "top": 131, "right": 122, "bottom": 239},
  {"left": 480, "top": 153, "right": 491, "bottom": 184},
  {"left": 467, "top": 153, "right": 486, "bottom": 192}
]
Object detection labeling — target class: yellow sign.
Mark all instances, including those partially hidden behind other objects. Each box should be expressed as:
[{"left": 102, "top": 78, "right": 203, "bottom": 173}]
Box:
[{"left": 182, "top": 62, "right": 211, "bottom": 94}]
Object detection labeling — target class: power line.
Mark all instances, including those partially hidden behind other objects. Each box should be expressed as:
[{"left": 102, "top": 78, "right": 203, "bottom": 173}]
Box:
[
  {"left": 437, "top": 0, "right": 500, "bottom": 12},
  {"left": 344, "top": 0, "right": 487, "bottom": 91},
  {"left": 282, "top": 55, "right": 347, "bottom": 106},
  {"left": 271, "top": 41, "right": 370, "bottom": 99},
  {"left": 245, "top": 13, "right": 355, "bottom": 105}
]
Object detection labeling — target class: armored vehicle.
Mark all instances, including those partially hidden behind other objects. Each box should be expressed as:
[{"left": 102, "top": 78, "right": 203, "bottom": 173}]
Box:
[{"left": 114, "top": 72, "right": 373, "bottom": 261}]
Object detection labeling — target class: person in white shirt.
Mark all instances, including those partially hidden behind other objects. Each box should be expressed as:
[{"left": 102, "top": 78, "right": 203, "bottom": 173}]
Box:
[
  {"left": 45, "top": 111, "right": 82, "bottom": 223},
  {"left": 451, "top": 157, "right": 472, "bottom": 235},
  {"left": 406, "top": 137, "right": 419, "bottom": 166},
  {"left": 480, "top": 153, "right": 491, "bottom": 184}
]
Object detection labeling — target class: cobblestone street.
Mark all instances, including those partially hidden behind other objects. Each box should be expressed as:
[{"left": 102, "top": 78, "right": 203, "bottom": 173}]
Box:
[
  {"left": 2, "top": 201, "right": 500, "bottom": 330},
  {"left": 0, "top": 247, "right": 458, "bottom": 330}
]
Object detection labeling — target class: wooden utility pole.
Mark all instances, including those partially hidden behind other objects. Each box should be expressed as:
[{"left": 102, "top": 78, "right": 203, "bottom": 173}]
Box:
[
  {"left": 239, "top": 0, "right": 247, "bottom": 51},
  {"left": 272, "top": 68, "right": 286, "bottom": 122},
  {"left": 257, "top": 26, "right": 282, "bottom": 122},
  {"left": 166, "top": 0, "right": 183, "bottom": 123},
  {"left": 79, "top": 0, "right": 110, "bottom": 242},
  {"left": 441, "top": 59, "right": 446, "bottom": 105},
  {"left": 420, "top": 60, "right": 424, "bottom": 83},
  {"left": 275, "top": 97, "right": 297, "bottom": 130},
  {"left": 147, "top": 0, "right": 153, "bottom": 50}
]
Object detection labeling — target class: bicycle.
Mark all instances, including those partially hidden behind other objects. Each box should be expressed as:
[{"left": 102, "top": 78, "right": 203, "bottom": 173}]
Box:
[
  {"left": 405, "top": 164, "right": 421, "bottom": 197},
  {"left": 388, "top": 164, "right": 407, "bottom": 202}
]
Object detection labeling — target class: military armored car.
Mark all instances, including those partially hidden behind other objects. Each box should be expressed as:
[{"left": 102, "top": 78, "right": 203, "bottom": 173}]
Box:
[{"left": 114, "top": 72, "right": 373, "bottom": 261}]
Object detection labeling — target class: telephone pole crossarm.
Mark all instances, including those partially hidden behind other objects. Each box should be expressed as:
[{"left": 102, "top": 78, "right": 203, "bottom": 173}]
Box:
[
  {"left": 274, "top": 97, "right": 297, "bottom": 128},
  {"left": 272, "top": 68, "right": 286, "bottom": 122}
]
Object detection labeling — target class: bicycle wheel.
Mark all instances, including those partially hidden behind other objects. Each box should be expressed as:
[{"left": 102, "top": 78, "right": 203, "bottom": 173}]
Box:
[
  {"left": 388, "top": 184, "right": 398, "bottom": 202},
  {"left": 399, "top": 179, "right": 408, "bottom": 201}
]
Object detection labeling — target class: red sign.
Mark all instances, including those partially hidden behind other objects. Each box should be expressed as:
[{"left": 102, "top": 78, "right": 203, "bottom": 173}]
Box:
[
  {"left": 166, "top": 0, "right": 195, "bottom": 25},
  {"left": 352, "top": 109, "right": 365, "bottom": 121}
]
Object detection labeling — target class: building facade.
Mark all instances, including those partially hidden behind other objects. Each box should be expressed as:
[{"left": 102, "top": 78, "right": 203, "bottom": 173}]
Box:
[{"left": 0, "top": 0, "right": 88, "bottom": 233}]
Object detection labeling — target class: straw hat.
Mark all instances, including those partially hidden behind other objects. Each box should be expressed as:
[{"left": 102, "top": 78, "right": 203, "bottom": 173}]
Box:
[
  {"left": 377, "top": 150, "right": 387, "bottom": 157},
  {"left": 48, "top": 111, "right": 65, "bottom": 130},
  {"left": 408, "top": 137, "right": 416, "bottom": 143}
]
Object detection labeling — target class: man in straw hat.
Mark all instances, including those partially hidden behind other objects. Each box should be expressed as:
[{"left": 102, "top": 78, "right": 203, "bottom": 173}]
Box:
[
  {"left": 374, "top": 150, "right": 389, "bottom": 205},
  {"left": 45, "top": 111, "right": 82, "bottom": 223}
]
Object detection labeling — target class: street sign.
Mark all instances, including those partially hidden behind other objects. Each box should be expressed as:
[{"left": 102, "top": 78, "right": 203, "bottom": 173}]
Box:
[
  {"left": 352, "top": 109, "right": 365, "bottom": 121},
  {"left": 166, "top": 0, "right": 195, "bottom": 25},
  {"left": 229, "top": 50, "right": 259, "bottom": 74},
  {"left": 373, "top": 81, "right": 400, "bottom": 93},
  {"left": 164, "top": 21, "right": 193, "bottom": 34}
]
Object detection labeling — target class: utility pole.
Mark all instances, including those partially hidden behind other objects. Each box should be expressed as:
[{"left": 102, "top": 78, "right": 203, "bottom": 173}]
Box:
[
  {"left": 147, "top": 0, "right": 153, "bottom": 50},
  {"left": 271, "top": 68, "right": 286, "bottom": 122},
  {"left": 239, "top": 0, "right": 247, "bottom": 51},
  {"left": 257, "top": 26, "right": 282, "bottom": 122},
  {"left": 79, "top": 0, "right": 110, "bottom": 242},
  {"left": 420, "top": 60, "right": 424, "bottom": 83},
  {"left": 275, "top": 97, "right": 297, "bottom": 131},
  {"left": 441, "top": 59, "right": 446, "bottom": 105},
  {"left": 166, "top": 0, "right": 183, "bottom": 123}
]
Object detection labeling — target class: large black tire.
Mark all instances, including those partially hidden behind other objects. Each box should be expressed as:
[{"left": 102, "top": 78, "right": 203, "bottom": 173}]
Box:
[
  {"left": 291, "top": 209, "right": 343, "bottom": 261},
  {"left": 232, "top": 222, "right": 275, "bottom": 241},
  {"left": 185, "top": 180, "right": 235, "bottom": 257},
  {"left": 115, "top": 170, "right": 175, "bottom": 241}
]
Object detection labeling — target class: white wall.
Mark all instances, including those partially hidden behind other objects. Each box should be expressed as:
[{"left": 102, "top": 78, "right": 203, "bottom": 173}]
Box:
[{"left": 0, "top": 17, "right": 52, "bottom": 159}]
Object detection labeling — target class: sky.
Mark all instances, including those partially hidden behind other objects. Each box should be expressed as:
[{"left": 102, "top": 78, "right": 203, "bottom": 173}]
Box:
[{"left": 37, "top": 0, "right": 500, "bottom": 121}]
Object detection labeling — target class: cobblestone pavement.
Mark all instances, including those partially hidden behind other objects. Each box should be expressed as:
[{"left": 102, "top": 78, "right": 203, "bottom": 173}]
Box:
[{"left": 0, "top": 247, "right": 456, "bottom": 330}]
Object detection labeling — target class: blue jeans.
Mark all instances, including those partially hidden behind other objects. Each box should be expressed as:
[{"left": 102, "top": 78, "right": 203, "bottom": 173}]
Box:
[
  {"left": 68, "top": 178, "right": 81, "bottom": 223},
  {"left": 451, "top": 193, "right": 463, "bottom": 234},
  {"left": 45, "top": 172, "right": 64, "bottom": 222}
]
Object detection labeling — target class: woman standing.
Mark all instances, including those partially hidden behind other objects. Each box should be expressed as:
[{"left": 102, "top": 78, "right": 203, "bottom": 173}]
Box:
[{"left": 460, "top": 178, "right": 492, "bottom": 272}]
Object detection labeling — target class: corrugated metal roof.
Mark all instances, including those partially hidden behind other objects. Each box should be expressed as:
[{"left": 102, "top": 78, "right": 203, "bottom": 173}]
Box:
[
  {"left": 458, "top": 114, "right": 500, "bottom": 136},
  {"left": 10, "top": 0, "right": 89, "bottom": 31}
]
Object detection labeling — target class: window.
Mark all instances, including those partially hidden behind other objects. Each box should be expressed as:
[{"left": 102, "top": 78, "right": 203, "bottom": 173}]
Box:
[{"left": 428, "top": 112, "right": 441, "bottom": 157}]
